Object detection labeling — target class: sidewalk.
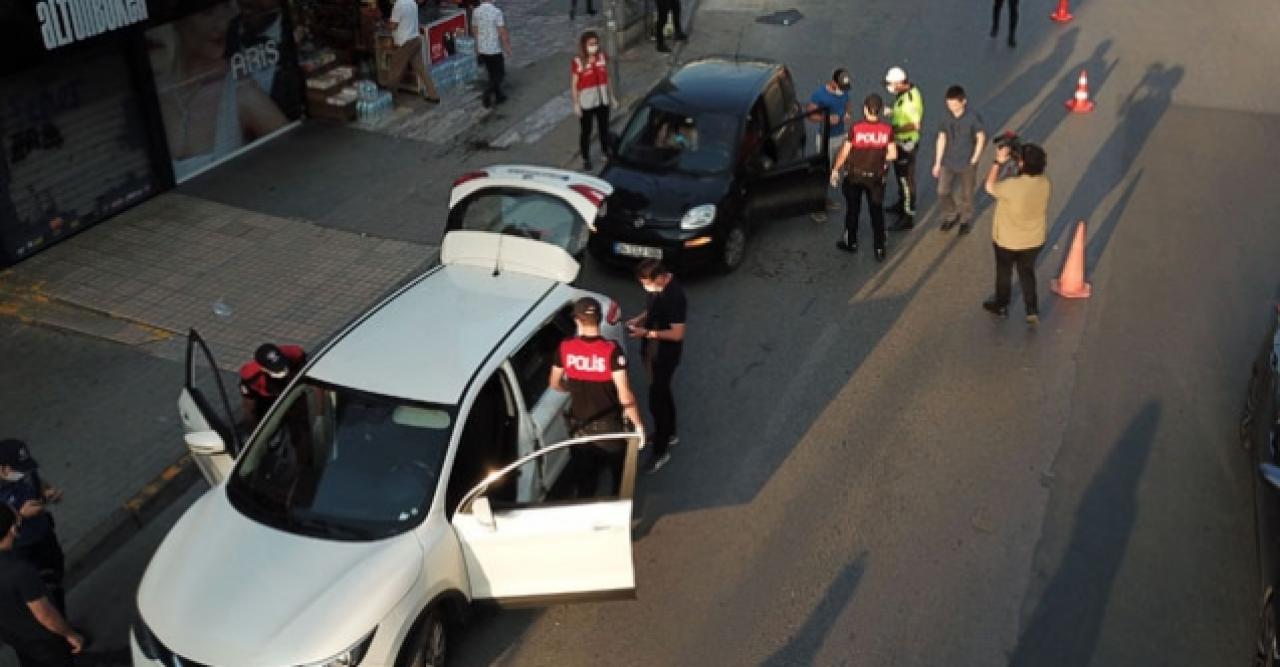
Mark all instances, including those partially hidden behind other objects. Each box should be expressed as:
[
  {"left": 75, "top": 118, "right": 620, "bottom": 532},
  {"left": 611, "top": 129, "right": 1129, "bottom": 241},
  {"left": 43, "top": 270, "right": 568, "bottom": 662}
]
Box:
[{"left": 0, "top": 0, "right": 684, "bottom": 592}]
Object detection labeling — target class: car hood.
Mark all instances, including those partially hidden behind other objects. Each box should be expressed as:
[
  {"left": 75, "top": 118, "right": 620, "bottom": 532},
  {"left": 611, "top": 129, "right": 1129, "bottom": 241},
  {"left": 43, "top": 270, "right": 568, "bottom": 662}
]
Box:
[
  {"left": 602, "top": 164, "right": 729, "bottom": 224},
  {"left": 137, "top": 489, "right": 423, "bottom": 665}
]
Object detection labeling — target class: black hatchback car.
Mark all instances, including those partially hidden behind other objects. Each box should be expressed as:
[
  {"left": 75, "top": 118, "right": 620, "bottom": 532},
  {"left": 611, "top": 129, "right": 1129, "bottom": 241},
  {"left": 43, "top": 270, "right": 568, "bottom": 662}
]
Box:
[
  {"left": 1244, "top": 304, "right": 1280, "bottom": 665},
  {"left": 590, "top": 56, "right": 829, "bottom": 273}
]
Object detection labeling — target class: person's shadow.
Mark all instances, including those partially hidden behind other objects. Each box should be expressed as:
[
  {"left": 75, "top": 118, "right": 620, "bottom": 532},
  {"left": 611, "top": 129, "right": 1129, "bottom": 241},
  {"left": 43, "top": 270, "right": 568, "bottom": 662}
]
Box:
[{"left": 1035, "top": 63, "right": 1184, "bottom": 316}]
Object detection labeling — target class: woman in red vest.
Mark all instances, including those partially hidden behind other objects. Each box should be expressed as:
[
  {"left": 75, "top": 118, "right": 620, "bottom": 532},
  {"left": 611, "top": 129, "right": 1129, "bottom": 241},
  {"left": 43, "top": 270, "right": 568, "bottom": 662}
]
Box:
[{"left": 570, "top": 31, "right": 617, "bottom": 171}]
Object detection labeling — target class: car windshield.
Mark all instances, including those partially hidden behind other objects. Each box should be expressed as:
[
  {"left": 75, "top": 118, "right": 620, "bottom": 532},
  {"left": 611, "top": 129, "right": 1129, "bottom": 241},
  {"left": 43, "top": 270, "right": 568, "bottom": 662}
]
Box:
[
  {"left": 450, "top": 187, "right": 587, "bottom": 254},
  {"left": 616, "top": 104, "right": 739, "bottom": 175},
  {"left": 226, "top": 380, "right": 454, "bottom": 541}
]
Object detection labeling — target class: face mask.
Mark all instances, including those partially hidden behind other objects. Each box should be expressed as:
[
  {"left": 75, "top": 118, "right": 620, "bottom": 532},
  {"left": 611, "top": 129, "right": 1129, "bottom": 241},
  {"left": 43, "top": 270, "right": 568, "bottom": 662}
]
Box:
[
  {"left": 586, "top": 44, "right": 599, "bottom": 55},
  {"left": 642, "top": 283, "right": 661, "bottom": 293},
  {"left": 885, "top": 84, "right": 896, "bottom": 95},
  {"left": 1, "top": 471, "right": 24, "bottom": 482}
]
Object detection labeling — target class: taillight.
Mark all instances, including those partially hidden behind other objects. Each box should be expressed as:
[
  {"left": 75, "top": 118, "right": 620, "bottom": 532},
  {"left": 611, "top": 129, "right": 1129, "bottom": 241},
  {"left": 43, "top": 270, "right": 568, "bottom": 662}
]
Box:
[
  {"left": 606, "top": 299, "right": 620, "bottom": 325},
  {"left": 569, "top": 184, "right": 606, "bottom": 207},
  {"left": 452, "top": 171, "right": 488, "bottom": 187}
]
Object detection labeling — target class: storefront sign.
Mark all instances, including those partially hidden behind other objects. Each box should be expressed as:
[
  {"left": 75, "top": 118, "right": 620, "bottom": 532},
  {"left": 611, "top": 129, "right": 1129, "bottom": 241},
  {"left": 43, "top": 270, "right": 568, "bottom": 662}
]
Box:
[{"left": 37, "top": 0, "right": 151, "bottom": 50}]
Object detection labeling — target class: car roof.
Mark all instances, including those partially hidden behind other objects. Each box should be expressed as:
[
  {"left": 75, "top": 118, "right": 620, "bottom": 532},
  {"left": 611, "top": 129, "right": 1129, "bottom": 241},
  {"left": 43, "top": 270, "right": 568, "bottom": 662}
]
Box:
[
  {"left": 306, "top": 263, "right": 557, "bottom": 405},
  {"left": 645, "top": 56, "right": 782, "bottom": 116}
]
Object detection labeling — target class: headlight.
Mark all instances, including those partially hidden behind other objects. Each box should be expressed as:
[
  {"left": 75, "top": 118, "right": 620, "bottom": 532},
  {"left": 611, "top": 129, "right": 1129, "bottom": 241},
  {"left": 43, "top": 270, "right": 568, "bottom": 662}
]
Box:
[
  {"left": 300, "top": 629, "right": 377, "bottom": 667},
  {"left": 680, "top": 204, "right": 716, "bottom": 230}
]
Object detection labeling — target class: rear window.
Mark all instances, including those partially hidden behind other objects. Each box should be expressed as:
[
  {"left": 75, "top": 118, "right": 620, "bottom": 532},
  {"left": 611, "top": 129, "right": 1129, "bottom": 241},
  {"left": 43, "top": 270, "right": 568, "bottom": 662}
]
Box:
[{"left": 448, "top": 187, "right": 587, "bottom": 254}]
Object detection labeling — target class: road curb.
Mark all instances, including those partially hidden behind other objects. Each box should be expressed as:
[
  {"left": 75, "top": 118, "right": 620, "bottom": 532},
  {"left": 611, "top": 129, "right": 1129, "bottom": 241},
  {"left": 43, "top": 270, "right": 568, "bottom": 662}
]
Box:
[{"left": 64, "top": 454, "right": 201, "bottom": 589}]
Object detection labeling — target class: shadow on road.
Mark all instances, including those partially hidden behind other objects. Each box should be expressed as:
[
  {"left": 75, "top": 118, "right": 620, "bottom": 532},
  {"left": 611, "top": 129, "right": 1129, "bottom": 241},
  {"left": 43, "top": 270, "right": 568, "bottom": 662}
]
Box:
[
  {"left": 759, "top": 552, "right": 868, "bottom": 667},
  {"left": 1044, "top": 63, "right": 1183, "bottom": 254},
  {"left": 1008, "top": 401, "right": 1162, "bottom": 667}
]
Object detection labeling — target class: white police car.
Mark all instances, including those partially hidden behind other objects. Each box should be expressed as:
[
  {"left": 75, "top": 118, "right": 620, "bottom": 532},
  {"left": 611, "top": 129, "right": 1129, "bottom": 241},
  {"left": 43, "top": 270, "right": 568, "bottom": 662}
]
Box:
[{"left": 132, "top": 231, "right": 640, "bottom": 666}]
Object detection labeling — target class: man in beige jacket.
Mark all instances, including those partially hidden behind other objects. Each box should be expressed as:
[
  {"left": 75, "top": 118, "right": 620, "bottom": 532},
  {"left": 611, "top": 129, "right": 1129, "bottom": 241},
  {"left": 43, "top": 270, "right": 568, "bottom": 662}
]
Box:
[{"left": 982, "top": 142, "right": 1050, "bottom": 324}]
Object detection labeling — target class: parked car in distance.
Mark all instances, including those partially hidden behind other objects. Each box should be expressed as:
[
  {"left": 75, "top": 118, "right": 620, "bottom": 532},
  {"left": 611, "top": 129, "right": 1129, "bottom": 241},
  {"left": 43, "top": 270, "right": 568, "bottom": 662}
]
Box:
[{"left": 591, "top": 56, "right": 829, "bottom": 274}]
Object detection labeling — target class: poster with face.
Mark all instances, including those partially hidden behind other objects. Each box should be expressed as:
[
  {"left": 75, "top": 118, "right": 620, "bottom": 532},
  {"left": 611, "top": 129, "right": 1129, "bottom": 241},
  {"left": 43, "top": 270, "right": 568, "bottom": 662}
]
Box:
[{"left": 147, "top": 0, "right": 302, "bottom": 182}]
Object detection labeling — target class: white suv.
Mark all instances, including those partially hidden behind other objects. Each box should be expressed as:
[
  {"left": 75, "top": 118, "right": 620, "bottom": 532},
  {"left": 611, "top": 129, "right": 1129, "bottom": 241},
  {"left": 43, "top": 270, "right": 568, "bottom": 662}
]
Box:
[{"left": 132, "top": 231, "right": 641, "bottom": 666}]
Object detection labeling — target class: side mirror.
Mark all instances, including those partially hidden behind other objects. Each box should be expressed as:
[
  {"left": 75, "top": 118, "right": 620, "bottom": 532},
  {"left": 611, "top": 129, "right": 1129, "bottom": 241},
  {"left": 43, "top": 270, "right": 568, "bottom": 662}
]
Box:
[
  {"left": 185, "top": 430, "right": 227, "bottom": 455},
  {"left": 1261, "top": 463, "right": 1280, "bottom": 491},
  {"left": 471, "top": 496, "right": 495, "bottom": 529}
]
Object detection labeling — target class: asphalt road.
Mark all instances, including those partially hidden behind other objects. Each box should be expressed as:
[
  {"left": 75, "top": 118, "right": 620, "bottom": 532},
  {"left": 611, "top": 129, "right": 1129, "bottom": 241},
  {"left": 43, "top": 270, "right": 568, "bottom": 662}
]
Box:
[{"left": 9, "top": 0, "right": 1280, "bottom": 665}]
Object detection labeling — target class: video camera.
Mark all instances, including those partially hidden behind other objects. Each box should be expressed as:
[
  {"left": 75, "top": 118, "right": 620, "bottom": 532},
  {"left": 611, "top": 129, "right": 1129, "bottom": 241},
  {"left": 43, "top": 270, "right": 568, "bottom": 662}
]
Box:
[
  {"left": 993, "top": 130, "right": 1022, "bottom": 176},
  {"left": 993, "top": 130, "right": 1022, "bottom": 154}
]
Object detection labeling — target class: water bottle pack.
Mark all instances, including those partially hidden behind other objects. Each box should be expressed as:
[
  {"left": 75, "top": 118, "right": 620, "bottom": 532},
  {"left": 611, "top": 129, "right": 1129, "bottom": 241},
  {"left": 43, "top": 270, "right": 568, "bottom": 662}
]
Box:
[{"left": 355, "top": 85, "right": 395, "bottom": 121}]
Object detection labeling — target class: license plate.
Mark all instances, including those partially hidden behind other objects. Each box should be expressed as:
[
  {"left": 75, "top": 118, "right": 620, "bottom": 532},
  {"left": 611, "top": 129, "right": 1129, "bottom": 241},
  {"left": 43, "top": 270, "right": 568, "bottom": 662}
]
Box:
[{"left": 613, "top": 242, "right": 663, "bottom": 259}]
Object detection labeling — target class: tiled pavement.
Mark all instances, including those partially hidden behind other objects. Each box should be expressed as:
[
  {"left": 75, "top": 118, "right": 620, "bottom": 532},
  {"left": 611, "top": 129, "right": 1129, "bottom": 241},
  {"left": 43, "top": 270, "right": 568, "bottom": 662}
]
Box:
[
  {"left": 2, "top": 193, "right": 432, "bottom": 369},
  {"left": 0, "top": 0, "right": 694, "bottom": 601}
]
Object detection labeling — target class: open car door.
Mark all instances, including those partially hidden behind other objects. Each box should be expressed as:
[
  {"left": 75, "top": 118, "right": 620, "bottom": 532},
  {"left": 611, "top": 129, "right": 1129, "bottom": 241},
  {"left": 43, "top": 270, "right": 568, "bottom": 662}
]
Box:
[
  {"left": 177, "top": 329, "right": 242, "bottom": 485},
  {"left": 746, "top": 114, "right": 829, "bottom": 221},
  {"left": 447, "top": 165, "right": 613, "bottom": 259},
  {"left": 452, "top": 432, "right": 642, "bottom": 606}
]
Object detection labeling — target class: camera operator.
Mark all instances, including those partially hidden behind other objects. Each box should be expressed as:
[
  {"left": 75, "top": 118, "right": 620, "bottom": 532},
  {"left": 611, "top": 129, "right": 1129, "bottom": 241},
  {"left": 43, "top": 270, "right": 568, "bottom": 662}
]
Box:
[{"left": 982, "top": 139, "right": 1051, "bottom": 325}]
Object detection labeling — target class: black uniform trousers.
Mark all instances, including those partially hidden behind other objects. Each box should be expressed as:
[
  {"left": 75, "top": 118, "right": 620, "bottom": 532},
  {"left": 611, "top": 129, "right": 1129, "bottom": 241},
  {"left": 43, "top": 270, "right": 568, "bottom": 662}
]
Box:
[
  {"left": 571, "top": 414, "right": 626, "bottom": 497},
  {"left": 579, "top": 105, "right": 610, "bottom": 163},
  {"left": 647, "top": 357, "right": 679, "bottom": 459},
  {"left": 842, "top": 176, "right": 887, "bottom": 251},
  {"left": 992, "top": 243, "right": 1042, "bottom": 312},
  {"left": 992, "top": 0, "right": 1019, "bottom": 41},
  {"left": 479, "top": 53, "right": 506, "bottom": 104},
  {"left": 889, "top": 146, "right": 917, "bottom": 216},
  {"left": 655, "top": 0, "right": 683, "bottom": 45}
]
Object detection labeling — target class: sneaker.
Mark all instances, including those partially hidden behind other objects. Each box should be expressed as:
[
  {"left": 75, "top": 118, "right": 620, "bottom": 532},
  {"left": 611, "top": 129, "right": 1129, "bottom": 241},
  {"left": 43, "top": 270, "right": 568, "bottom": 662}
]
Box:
[
  {"left": 835, "top": 239, "right": 857, "bottom": 253},
  {"left": 1025, "top": 309, "right": 1040, "bottom": 325},
  {"left": 645, "top": 452, "right": 672, "bottom": 474},
  {"left": 982, "top": 299, "right": 1009, "bottom": 318},
  {"left": 874, "top": 247, "right": 886, "bottom": 262},
  {"left": 667, "top": 435, "right": 679, "bottom": 447},
  {"left": 940, "top": 217, "right": 958, "bottom": 231},
  {"left": 810, "top": 211, "right": 827, "bottom": 223},
  {"left": 958, "top": 222, "right": 973, "bottom": 235}
]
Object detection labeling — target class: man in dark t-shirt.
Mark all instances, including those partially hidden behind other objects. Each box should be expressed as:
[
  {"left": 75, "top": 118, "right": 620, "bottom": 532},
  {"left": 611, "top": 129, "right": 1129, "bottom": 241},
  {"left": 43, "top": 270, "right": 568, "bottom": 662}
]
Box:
[
  {"left": 0, "top": 505, "right": 82, "bottom": 667},
  {"left": 550, "top": 298, "right": 644, "bottom": 496},
  {"left": 626, "top": 260, "right": 687, "bottom": 474}
]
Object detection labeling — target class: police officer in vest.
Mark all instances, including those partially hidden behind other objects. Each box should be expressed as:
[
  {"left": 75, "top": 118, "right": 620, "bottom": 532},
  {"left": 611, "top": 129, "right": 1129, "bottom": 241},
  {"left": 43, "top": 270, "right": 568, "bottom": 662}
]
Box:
[
  {"left": 831, "top": 93, "right": 898, "bottom": 261},
  {"left": 239, "top": 343, "right": 307, "bottom": 427},
  {"left": 550, "top": 298, "right": 644, "bottom": 496},
  {"left": 884, "top": 66, "right": 924, "bottom": 231}
]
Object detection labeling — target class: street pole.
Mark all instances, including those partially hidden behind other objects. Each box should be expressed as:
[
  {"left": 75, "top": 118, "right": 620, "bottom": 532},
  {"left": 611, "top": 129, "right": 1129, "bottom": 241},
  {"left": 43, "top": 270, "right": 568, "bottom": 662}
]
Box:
[{"left": 603, "top": 0, "right": 623, "bottom": 93}]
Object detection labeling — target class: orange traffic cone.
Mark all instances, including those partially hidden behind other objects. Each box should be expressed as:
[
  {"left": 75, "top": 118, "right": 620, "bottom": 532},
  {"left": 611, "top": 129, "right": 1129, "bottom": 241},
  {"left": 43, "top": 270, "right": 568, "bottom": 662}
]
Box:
[
  {"left": 1064, "top": 69, "right": 1095, "bottom": 113},
  {"left": 1051, "top": 220, "right": 1092, "bottom": 299},
  {"left": 1050, "top": 0, "right": 1074, "bottom": 22}
]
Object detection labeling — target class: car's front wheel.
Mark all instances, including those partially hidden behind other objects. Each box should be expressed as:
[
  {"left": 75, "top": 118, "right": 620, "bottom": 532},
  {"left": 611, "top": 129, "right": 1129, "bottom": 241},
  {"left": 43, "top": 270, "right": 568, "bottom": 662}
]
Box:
[
  {"left": 401, "top": 605, "right": 448, "bottom": 667},
  {"left": 718, "top": 222, "right": 748, "bottom": 273}
]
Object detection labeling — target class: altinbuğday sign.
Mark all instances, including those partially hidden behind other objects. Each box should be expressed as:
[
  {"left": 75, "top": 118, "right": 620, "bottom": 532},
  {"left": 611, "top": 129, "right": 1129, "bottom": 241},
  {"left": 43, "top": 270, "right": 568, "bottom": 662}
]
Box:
[{"left": 37, "top": 0, "right": 150, "bottom": 50}]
